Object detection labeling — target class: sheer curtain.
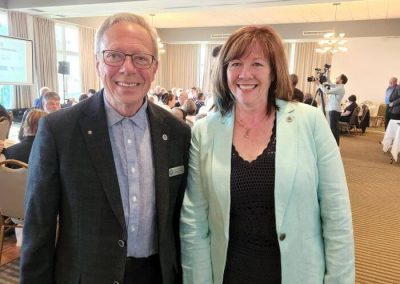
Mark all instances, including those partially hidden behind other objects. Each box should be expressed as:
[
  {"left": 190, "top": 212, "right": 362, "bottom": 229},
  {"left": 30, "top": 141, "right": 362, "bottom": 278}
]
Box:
[
  {"left": 153, "top": 44, "right": 201, "bottom": 90},
  {"left": 8, "top": 11, "right": 32, "bottom": 108},
  {"left": 201, "top": 44, "right": 221, "bottom": 95},
  {"left": 32, "top": 16, "right": 58, "bottom": 94},
  {"left": 79, "top": 26, "right": 100, "bottom": 93},
  {"left": 293, "top": 42, "right": 332, "bottom": 96}
]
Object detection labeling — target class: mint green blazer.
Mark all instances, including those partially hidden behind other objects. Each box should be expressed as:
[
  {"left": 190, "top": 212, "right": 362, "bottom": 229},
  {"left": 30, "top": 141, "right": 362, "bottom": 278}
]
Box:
[{"left": 180, "top": 99, "right": 355, "bottom": 284}]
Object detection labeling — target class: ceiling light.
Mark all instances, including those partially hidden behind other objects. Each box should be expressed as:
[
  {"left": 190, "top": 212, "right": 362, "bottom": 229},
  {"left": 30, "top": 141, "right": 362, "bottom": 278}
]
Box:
[{"left": 316, "top": 3, "right": 348, "bottom": 55}]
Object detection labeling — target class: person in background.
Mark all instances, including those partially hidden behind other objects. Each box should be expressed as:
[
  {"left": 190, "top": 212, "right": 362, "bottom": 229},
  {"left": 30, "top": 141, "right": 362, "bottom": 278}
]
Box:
[
  {"left": 385, "top": 77, "right": 398, "bottom": 129},
  {"left": 79, "top": 93, "right": 89, "bottom": 102},
  {"left": 388, "top": 83, "right": 400, "bottom": 121},
  {"left": 33, "top": 86, "right": 51, "bottom": 109},
  {"left": 18, "top": 91, "right": 61, "bottom": 141},
  {"left": 195, "top": 92, "right": 205, "bottom": 114},
  {"left": 180, "top": 25, "right": 354, "bottom": 284},
  {"left": 181, "top": 99, "right": 196, "bottom": 127},
  {"left": 0, "top": 103, "right": 10, "bottom": 119},
  {"left": 171, "top": 107, "right": 187, "bottom": 122},
  {"left": 21, "top": 12, "right": 191, "bottom": 284},
  {"left": 340, "top": 94, "right": 358, "bottom": 123},
  {"left": 176, "top": 91, "right": 188, "bottom": 107},
  {"left": 303, "top": 92, "right": 318, "bottom": 107},
  {"left": 87, "top": 88, "right": 97, "bottom": 97},
  {"left": 318, "top": 73, "right": 348, "bottom": 145},
  {"left": 1, "top": 109, "right": 47, "bottom": 168},
  {"left": 42, "top": 91, "right": 61, "bottom": 113},
  {"left": 290, "top": 73, "right": 304, "bottom": 102},
  {"left": 160, "top": 92, "right": 176, "bottom": 110}
]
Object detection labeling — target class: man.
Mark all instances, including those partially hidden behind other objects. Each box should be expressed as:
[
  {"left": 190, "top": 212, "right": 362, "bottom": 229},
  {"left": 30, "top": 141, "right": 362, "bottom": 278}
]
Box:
[
  {"left": 32, "top": 86, "right": 51, "bottom": 109},
  {"left": 21, "top": 13, "right": 191, "bottom": 284},
  {"left": 388, "top": 83, "right": 400, "bottom": 121},
  {"left": 18, "top": 91, "right": 61, "bottom": 140},
  {"left": 384, "top": 77, "right": 397, "bottom": 129},
  {"left": 319, "top": 73, "right": 348, "bottom": 145},
  {"left": 176, "top": 90, "right": 188, "bottom": 107}
]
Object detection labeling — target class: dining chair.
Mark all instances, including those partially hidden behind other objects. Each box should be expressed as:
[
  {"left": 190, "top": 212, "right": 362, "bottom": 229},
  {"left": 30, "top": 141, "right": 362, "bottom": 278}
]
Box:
[
  {"left": 0, "top": 159, "right": 28, "bottom": 265},
  {"left": 0, "top": 116, "right": 11, "bottom": 140}
]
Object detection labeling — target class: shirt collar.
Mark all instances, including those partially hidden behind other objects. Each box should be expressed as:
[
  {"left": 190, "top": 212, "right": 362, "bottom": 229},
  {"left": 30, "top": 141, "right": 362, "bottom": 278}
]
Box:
[{"left": 103, "top": 95, "right": 148, "bottom": 130}]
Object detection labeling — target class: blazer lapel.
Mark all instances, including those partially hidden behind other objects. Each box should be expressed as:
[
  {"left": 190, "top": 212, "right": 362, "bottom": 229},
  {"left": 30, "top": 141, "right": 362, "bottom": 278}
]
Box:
[
  {"left": 79, "top": 91, "right": 126, "bottom": 232},
  {"left": 211, "top": 111, "right": 234, "bottom": 238},
  {"left": 275, "top": 100, "right": 298, "bottom": 230},
  {"left": 147, "top": 103, "right": 170, "bottom": 234}
]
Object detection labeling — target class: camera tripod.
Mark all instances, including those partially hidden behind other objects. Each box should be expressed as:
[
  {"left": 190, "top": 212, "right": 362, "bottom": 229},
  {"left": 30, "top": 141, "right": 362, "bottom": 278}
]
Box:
[{"left": 311, "top": 87, "right": 326, "bottom": 116}]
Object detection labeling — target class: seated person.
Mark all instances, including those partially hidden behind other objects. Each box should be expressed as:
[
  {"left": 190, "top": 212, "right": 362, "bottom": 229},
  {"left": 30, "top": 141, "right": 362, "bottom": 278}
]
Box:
[
  {"left": 18, "top": 91, "right": 61, "bottom": 140},
  {"left": 303, "top": 92, "right": 318, "bottom": 107},
  {"left": 340, "top": 94, "right": 358, "bottom": 123},
  {"left": 290, "top": 74, "right": 304, "bottom": 102},
  {"left": 2, "top": 109, "right": 47, "bottom": 168},
  {"left": 0, "top": 103, "right": 10, "bottom": 119}
]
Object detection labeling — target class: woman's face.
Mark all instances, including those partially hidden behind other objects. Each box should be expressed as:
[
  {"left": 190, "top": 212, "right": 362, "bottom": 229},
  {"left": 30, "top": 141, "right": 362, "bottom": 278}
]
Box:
[{"left": 227, "top": 42, "right": 273, "bottom": 109}]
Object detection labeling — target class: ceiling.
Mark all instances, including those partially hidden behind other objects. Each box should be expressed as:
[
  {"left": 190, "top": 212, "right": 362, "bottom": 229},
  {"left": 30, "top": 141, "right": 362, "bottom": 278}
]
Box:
[{"left": 4, "top": 0, "right": 400, "bottom": 29}]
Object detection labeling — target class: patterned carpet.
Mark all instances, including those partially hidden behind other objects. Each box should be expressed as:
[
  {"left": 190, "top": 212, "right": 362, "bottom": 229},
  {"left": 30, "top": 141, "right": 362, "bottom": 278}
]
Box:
[
  {"left": 340, "top": 128, "right": 400, "bottom": 283},
  {"left": 0, "top": 258, "right": 19, "bottom": 284}
]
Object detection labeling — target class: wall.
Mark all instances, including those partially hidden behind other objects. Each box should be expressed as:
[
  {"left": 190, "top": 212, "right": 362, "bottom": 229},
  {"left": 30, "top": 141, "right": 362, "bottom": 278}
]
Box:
[{"left": 332, "top": 37, "right": 400, "bottom": 103}]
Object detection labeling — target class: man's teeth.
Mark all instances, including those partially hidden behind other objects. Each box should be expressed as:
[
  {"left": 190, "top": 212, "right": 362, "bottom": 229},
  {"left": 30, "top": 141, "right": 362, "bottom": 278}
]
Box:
[
  {"left": 117, "top": 82, "right": 140, "bottom": 87},
  {"left": 238, "top": 84, "right": 256, "bottom": 90}
]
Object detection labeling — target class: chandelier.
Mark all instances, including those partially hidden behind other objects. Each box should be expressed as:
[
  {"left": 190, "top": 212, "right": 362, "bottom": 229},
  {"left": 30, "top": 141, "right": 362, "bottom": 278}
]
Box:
[
  {"left": 316, "top": 3, "right": 348, "bottom": 54},
  {"left": 150, "top": 14, "right": 166, "bottom": 54}
]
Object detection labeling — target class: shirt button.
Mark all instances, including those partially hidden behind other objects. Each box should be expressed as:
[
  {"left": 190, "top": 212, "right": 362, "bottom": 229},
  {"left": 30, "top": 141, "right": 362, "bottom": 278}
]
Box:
[
  {"left": 132, "top": 195, "right": 137, "bottom": 202},
  {"left": 118, "top": 240, "right": 125, "bottom": 247},
  {"left": 279, "top": 233, "right": 286, "bottom": 241},
  {"left": 131, "top": 226, "right": 135, "bottom": 232},
  {"left": 131, "top": 167, "right": 135, "bottom": 173},
  {"left": 127, "top": 139, "right": 132, "bottom": 144}
]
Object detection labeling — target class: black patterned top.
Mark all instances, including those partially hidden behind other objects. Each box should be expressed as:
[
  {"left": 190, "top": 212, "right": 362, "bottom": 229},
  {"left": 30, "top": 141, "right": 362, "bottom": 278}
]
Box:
[{"left": 223, "top": 120, "right": 281, "bottom": 284}]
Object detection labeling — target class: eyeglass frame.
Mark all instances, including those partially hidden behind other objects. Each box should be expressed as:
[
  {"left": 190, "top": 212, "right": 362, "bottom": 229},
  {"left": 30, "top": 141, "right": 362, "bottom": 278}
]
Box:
[{"left": 99, "top": 50, "right": 156, "bottom": 69}]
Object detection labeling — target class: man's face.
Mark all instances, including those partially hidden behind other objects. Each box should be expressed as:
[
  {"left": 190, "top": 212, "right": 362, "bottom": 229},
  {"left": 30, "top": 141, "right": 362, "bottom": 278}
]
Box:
[
  {"left": 96, "top": 22, "right": 158, "bottom": 116},
  {"left": 43, "top": 98, "right": 60, "bottom": 113},
  {"left": 335, "top": 76, "right": 342, "bottom": 84},
  {"left": 389, "top": 78, "right": 397, "bottom": 87},
  {"left": 179, "top": 92, "right": 188, "bottom": 105}
]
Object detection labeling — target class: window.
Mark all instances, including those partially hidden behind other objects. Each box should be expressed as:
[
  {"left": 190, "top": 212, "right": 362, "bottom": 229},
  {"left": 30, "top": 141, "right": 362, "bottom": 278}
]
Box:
[
  {"left": 55, "top": 23, "right": 81, "bottom": 102},
  {"left": 0, "top": 11, "right": 13, "bottom": 109}
]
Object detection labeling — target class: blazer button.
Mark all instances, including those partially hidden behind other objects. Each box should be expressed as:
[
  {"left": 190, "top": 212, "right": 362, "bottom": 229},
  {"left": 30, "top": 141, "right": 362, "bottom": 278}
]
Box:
[
  {"left": 118, "top": 240, "right": 125, "bottom": 247},
  {"left": 113, "top": 281, "right": 120, "bottom": 284},
  {"left": 279, "top": 233, "right": 286, "bottom": 241}
]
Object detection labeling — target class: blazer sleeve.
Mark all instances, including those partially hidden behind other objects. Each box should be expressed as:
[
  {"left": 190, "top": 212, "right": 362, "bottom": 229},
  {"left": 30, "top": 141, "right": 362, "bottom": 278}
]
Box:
[
  {"left": 20, "top": 117, "right": 61, "bottom": 283},
  {"left": 313, "top": 110, "right": 355, "bottom": 283},
  {"left": 180, "top": 123, "right": 213, "bottom": 284}
]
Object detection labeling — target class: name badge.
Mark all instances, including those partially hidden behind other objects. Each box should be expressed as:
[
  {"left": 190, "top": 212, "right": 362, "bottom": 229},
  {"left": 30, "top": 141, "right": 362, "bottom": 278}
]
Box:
[{"left": 169, "top": 165, "right": 184, "bottom": 177}]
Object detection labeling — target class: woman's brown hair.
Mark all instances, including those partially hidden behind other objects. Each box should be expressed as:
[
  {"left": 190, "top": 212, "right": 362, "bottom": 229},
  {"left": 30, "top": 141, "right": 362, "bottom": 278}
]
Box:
[
  {"left": 23, "top": 109, "right": 47, "bottom": 136},
  {"left": 212, "top": 25, "right": 292, "bottom": 116}
]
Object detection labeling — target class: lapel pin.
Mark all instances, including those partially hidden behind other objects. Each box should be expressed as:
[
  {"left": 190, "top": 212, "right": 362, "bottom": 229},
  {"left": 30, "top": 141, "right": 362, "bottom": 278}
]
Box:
[
  {"left": 162, "top": 134, "right": 168, "bottom": 141},
  {"left": 88, "top": 130, "right": 93, "bottom": 135},
  {"left": 286, "top": 116, "right": 294, "bottom": 123}
]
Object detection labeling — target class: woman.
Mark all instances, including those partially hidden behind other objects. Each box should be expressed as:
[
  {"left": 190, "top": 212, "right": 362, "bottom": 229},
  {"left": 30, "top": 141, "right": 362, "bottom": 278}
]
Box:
[
  {"left": 2, "top": 109, "right": 47, "bottom": 168},
  {"left": 180, "top": 25, "right": 354, "bottom": 284},
  {"left": 340, "top": 94, "right": 358, "bottom": 123}
]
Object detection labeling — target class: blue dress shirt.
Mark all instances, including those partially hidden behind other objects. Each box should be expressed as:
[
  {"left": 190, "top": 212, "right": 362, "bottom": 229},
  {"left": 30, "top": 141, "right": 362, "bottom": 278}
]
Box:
[{"left": 104, "top": 97, "right": 157, "bottom": 257}]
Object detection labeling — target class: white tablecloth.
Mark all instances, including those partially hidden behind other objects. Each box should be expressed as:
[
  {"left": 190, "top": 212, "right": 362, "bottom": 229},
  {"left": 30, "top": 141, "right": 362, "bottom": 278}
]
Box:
[{"left": 382, "top": 119, "right": 400, "bottom": 161}]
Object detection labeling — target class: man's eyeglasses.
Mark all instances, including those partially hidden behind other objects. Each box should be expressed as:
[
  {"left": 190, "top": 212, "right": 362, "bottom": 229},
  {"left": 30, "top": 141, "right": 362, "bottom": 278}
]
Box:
[{"left": 100, "top": 50, "right": 155, "bottom": 69}]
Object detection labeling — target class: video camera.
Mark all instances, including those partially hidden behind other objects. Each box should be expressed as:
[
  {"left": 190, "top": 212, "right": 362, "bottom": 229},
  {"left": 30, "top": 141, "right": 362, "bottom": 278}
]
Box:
[{"left": 307, "top": 64, "right": 331, "bottom": 84}]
